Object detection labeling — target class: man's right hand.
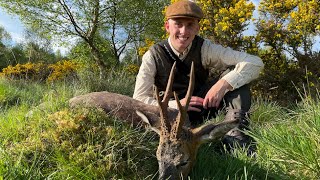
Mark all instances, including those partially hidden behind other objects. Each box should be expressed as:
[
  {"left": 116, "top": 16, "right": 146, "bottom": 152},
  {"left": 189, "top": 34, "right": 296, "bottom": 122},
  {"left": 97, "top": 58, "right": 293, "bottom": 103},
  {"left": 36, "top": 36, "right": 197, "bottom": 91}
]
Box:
[{"left": 180, "top": 96, "right": 204, "bottom": 112}]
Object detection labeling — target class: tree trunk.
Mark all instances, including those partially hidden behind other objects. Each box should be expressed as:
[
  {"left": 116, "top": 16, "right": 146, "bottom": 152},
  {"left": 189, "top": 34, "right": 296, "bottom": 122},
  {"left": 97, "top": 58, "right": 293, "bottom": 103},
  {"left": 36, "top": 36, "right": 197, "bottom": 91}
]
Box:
[{"left": 90, "top": 45, "right": 107, "bottom": 79}]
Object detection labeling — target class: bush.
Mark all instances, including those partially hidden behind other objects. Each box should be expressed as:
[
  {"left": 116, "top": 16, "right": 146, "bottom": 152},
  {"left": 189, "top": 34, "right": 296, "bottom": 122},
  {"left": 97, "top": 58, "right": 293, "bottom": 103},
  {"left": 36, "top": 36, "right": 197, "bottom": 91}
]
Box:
[
  {"left": 252, "top": 50, "right": 320, "bottom": 105},
  {"left": 1, "top": 62, "right": 49, "bottom": 81},
  {"left": 1, "top": 60, "right": 81, "bottom": 83},
  {"left": 47, "top": 60, "right": 80, "bottom": 82}
]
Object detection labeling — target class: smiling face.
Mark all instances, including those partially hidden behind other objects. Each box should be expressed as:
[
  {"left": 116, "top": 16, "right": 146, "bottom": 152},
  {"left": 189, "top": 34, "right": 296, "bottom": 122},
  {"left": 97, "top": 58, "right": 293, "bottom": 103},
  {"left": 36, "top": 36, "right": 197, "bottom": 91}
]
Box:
[{"left": 165, "top": 18, "right": 200, "bottom": 53}]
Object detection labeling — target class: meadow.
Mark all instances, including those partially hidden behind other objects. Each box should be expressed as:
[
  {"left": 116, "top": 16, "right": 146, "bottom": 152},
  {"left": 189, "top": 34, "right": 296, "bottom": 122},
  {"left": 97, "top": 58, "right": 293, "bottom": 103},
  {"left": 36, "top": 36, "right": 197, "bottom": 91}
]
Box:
[{"left": 0, "top": 68, "right": 319, "bottom": 180}]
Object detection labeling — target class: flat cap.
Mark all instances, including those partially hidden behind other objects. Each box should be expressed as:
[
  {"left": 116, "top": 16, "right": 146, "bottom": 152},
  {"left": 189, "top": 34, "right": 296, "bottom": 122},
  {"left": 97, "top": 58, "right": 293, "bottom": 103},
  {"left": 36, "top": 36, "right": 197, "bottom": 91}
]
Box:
[{"left": 166, "top": 1, "right": 204, "bottom": 20}]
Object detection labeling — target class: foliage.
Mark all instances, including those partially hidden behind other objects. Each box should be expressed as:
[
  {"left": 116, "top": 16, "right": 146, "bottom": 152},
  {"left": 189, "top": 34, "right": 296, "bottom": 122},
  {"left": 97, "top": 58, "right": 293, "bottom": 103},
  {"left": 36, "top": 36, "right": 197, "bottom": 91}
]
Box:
[
  {"left": 1, "top": 70, "right": 320, "bottom": 179},
  {"left": 47, "top": 60, "right": 80, "bottom": 82},
  {"left": 1, "top": 60, "right": 80, "bottom": 83},
  {"left": 253, "top": 96, "right": 320, "bottom": 179},
  {"left": 123, "top": 64, "right": 140, "bottom": 75},
  {"left": 23, "top": 30, "right": 56, "bottom": 64},
  {"left": 253, "top": 0, "right": 320, "bottom": 103},
  {"left": 76, "top": 64, "right": 136, "bottom": 96},
  {"left": 0, "top": 25, "right": 11, "bottom": 47},
  {"left": 198, "top": 0, "right": 255, "bottom": 49},
  {"left": 0, "top": 76, "right": 158, "bottom": 179},
  {"left": 1, "top": 62, "right": 49, "bottom": 81},
  {"left": 68, "top": 38, "right": 116, "bottom": 67},
  {"left": 0, "top": 27, "right": 60, "bottom": 70},
  {"left": 6, "top": 107, "right": 158, "bottom": 179},
  {"left": 0, "top": 0, "right": 167, "bottom": 78},
  {"left": 138, "top": 38, "right": 155, "bottom": 58}
]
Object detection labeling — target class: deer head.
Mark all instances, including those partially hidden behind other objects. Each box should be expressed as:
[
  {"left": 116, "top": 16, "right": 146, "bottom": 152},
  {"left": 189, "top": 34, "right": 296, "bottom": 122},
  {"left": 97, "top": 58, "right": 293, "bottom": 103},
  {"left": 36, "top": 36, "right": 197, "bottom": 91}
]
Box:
[{"left": 136, "top": 62, "right": 240, "bottom": 179}]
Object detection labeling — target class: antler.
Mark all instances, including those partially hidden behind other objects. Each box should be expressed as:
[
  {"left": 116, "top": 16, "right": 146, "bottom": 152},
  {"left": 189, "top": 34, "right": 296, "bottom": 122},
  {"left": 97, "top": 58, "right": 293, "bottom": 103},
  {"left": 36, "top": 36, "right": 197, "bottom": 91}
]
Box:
[
  {"left": 155, "top": 62, "right": 177, "bottom": 138},
  {"left": 171, "top": 62, "right": 195, "bottom": 140}
]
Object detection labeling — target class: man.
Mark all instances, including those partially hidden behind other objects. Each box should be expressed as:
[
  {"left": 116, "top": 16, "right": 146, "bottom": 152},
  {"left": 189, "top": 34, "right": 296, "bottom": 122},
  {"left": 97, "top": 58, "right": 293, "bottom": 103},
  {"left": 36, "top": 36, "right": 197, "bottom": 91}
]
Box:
[{"left": 133, "top": 0, "right": 264, "bottom": 153}]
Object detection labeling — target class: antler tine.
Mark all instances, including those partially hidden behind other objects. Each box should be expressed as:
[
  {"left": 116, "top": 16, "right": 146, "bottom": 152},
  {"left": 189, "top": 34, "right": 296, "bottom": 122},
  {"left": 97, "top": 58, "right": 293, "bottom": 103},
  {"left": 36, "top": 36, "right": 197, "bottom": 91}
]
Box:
[
  {"left": 162, "top": 62, "right": 176, "bottom": 104},
  {"left": 155, "top": 85, "right": 170, "bottom": 138},
  {"left": 184, "top": 61, "right": 195, "bottom": 110},
  {"left": 156, "top": 62, "right": 177, "bottom": 138},
  {"left": 171, "top": 62, "right": 195, "bottom": 139}
]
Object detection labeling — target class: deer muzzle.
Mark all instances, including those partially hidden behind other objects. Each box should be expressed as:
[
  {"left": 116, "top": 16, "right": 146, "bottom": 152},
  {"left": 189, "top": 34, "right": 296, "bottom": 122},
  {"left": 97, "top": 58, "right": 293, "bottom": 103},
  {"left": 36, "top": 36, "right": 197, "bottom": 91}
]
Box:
[{"left": 158, "top": 162, "right": 180, "bottom": 180}]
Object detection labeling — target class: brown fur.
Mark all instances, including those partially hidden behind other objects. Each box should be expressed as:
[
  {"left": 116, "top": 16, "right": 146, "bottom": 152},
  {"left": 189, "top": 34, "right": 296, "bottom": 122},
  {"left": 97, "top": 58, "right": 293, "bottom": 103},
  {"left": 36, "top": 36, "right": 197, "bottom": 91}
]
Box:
[{"left": 69, "top": 91, "right": 178, "bottom": 128}]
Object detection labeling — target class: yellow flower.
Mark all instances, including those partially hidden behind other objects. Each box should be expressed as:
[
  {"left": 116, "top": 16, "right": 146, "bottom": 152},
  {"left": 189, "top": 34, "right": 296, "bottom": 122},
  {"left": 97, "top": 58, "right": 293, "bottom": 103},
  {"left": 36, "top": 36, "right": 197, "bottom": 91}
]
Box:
[{"left": 239, "top": 18, "right": 245, "bottom": 23}]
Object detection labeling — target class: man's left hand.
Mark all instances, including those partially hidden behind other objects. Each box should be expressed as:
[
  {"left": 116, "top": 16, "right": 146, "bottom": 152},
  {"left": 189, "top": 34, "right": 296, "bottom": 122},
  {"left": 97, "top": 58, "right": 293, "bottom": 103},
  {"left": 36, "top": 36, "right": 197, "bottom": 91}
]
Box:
[{"left": 203, "top": 79, "right": 232, "bottom": 109}]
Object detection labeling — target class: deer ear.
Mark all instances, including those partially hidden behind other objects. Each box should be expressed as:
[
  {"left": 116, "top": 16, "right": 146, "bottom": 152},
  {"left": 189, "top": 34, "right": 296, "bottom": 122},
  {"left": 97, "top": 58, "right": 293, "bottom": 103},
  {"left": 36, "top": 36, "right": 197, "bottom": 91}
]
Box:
[
  {"left": 192, "top": 121, "right": 239, "bottom": 143},
  {"left": 136, "top": 110, "right": 160, "bottom": 135}
]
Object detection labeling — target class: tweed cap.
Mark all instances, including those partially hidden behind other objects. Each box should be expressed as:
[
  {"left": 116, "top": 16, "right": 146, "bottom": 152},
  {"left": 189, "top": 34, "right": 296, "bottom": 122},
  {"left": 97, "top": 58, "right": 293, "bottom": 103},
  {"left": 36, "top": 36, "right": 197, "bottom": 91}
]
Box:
[{"left": 166, "top": 1, "right": 204, "bottom": 20}]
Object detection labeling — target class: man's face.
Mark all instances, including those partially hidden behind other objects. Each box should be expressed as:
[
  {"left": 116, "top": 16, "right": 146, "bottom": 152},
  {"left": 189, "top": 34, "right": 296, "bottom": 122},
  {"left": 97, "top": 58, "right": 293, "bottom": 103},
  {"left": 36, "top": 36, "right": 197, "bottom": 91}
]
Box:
[{"left": 165, "top": 18, "right": 200, "bottom": 53}]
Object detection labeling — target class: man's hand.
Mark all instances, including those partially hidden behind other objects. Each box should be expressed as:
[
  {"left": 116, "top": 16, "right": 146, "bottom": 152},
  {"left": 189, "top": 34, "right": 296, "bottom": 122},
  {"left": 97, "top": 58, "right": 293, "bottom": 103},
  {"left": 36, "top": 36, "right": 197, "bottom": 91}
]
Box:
[
  {"left": 203, "top": 79, "right": 232, "bottom": 109},
  {"left": 180, "top": 96, "right": 204, "bottom": 112}
]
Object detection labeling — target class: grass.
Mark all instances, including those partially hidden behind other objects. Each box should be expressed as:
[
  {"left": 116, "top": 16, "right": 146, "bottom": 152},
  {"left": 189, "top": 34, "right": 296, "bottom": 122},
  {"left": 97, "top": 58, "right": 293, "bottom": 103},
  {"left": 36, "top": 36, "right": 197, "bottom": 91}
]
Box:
[{"left": 0, "top": 71, "right": 319, "bottom": 179}]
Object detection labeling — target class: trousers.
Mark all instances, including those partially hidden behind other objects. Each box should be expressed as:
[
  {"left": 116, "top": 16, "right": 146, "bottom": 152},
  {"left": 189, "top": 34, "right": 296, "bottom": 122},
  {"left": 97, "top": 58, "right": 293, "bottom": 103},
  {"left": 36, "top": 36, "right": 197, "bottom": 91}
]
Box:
[{"left": 187, "top": 78, "right": 251, "bottom": 127}]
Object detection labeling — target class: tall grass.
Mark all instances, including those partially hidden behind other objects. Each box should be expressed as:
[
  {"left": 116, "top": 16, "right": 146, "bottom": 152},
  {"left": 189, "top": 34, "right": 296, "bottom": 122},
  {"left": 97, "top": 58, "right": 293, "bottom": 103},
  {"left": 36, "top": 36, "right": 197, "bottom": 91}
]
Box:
[{"left": 0, "top": 71, "right": 319, "bottom": 179}]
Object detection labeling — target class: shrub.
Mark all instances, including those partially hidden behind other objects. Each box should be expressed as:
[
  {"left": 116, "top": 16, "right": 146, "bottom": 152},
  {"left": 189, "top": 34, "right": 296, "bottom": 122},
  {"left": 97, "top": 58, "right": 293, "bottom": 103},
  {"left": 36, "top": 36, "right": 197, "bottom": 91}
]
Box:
[
  {"left": 123, "top": 64, "right": 140, "bottom": 75},
  {"left": 47, "top": 60, "right": 80, "bottom": 82},
  {"left": 1, "top": 62, "right": 49, "bottom": 81},
  {"left": 1, "top": 60, "right": 81, "bottom": 83}
]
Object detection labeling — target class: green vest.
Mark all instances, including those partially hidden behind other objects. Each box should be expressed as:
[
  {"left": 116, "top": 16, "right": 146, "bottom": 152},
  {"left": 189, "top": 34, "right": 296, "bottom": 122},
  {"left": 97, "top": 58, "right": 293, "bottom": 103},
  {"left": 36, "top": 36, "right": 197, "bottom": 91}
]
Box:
[{"left": 149, "top": 36, "right": 209, "bottom": 98}]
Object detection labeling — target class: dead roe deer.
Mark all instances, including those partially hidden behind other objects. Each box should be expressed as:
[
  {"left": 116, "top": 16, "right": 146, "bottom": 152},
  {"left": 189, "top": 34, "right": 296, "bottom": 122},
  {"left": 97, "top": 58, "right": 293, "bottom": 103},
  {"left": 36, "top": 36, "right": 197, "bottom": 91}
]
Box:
[{"left": 69, "top": 62, "right": 240, "bottom": 179}]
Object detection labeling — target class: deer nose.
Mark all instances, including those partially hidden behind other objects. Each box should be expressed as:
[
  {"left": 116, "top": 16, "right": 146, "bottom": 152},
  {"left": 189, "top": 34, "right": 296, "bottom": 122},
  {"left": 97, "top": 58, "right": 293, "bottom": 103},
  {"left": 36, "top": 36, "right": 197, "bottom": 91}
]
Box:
[{"left": 158, "top": 163, "right": 178, "bottom": 180}]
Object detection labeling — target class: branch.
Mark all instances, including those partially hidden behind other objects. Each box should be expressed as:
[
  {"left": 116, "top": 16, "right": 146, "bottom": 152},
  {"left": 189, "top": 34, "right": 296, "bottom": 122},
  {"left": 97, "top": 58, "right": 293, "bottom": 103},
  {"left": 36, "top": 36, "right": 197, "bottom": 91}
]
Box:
[{"left": 57, "top": 0, "right": 87, "bottom": 39}]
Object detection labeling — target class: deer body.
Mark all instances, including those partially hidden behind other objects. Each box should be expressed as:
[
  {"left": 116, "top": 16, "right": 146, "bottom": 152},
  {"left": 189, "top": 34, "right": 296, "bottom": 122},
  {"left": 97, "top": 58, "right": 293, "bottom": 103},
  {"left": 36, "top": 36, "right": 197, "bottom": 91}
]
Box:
[
  {"left": 69, "top": 91, "right": 179, "bottom": 128},
  {"left": 69, "top": 62, "right": 240, "bottom": 179}
]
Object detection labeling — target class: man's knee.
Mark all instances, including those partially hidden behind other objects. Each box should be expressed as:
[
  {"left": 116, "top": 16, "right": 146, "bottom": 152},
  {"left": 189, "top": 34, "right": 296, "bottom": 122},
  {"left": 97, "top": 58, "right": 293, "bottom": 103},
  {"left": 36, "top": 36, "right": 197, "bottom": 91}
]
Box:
[{"left": 223, "top": 84, "right": 251, "bottom": 112}]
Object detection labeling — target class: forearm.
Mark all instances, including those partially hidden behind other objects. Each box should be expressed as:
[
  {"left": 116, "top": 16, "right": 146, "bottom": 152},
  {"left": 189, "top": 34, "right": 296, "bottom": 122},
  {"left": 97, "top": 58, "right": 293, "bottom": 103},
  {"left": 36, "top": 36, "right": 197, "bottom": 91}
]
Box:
[{"left": 201, "top": 39, "right": 264, "bottom": 90}]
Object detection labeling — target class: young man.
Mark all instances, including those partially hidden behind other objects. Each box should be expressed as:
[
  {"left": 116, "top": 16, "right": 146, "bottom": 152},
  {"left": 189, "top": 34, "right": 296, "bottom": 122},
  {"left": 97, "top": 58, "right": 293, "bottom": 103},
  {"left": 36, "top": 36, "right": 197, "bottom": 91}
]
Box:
[{"left": 133, "top": 0, "right": 264, "bottom": 153}]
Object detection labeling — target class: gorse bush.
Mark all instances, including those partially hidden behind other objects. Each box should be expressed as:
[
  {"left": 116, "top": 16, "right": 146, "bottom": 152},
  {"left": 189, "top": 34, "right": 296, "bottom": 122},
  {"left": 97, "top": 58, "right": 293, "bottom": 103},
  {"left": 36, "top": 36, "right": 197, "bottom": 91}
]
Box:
[
  {"left": 252, "top": 50, "right": 320, "bottom": 105},
  {"left": 1, "top": 62, "right": 49, "bottom": 81},
  {"left": 123, "top": 64, "right": 140, "bottom": 75},
  {"left": 1, "top": 60, "right": 80, "bottom": 82},
  {"left": 47, "top": 60, "right": 80, "bottom": 82}
]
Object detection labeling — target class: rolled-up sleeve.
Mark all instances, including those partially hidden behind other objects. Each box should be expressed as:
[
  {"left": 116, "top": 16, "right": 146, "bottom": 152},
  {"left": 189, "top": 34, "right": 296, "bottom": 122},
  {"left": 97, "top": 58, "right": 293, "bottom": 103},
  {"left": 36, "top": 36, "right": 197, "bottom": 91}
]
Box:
[
  {"left": 133, "top": 51, "right": 157, "bottom": 105},
  {"left": 201, "top": 39, "right": 264, "bottom": 90}
]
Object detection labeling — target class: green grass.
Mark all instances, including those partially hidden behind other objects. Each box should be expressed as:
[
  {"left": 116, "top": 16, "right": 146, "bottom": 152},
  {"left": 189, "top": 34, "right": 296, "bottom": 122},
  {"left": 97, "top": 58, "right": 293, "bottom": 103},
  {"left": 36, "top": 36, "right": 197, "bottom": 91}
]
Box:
[{"left": 0, "top": 73, "right": 319, "bottom": 179}]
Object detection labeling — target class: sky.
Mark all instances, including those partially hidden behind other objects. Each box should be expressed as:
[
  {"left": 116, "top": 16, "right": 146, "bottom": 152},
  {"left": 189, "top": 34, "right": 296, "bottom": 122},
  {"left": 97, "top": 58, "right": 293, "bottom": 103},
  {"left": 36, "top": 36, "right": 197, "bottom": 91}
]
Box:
[
  {"left": 0, "top": 7, "right": 25, "bottom": 43},
  {"left": 0, "top": 6, "right": 69, "bottom": 54}
]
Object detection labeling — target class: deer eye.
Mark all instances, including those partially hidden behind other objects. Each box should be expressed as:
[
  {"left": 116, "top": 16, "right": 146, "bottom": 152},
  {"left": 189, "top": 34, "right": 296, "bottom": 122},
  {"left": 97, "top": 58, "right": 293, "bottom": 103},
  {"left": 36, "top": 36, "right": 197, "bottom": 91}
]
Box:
[{"left": 176, "top": 161, "right": 188, "bottom": 168}]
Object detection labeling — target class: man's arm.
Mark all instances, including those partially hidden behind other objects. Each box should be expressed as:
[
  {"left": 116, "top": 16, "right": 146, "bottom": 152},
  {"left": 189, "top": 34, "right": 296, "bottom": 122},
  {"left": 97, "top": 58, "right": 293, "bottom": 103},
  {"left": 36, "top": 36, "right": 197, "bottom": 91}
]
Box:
[
  {"left": 201, "top": 39, "right": 264, "bottom": 108},
  {"left": 201, "top": 39, "right": 264, "bottom": 90}
]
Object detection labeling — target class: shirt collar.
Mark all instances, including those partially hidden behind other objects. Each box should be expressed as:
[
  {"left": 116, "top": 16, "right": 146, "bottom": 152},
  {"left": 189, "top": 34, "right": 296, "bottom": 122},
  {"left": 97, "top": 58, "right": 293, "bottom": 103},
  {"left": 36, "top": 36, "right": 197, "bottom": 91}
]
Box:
[{"left": 168, "top": 37, "right": 192, "bottom": 60}]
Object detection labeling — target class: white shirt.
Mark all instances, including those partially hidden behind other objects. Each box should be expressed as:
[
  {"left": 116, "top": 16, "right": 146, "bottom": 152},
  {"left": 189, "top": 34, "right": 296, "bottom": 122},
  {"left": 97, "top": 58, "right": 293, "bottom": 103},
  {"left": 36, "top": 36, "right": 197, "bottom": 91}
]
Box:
[{"left": 133, "top": 37, "right": 264, "bottom": 109}]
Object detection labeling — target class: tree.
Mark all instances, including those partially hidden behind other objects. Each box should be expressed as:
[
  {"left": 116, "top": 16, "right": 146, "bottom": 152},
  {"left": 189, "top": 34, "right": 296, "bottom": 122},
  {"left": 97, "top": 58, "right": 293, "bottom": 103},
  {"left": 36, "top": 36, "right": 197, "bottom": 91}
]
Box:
[
  {"left": 257, "top": 0, "right": 320, "bottom": 57},
  {"left": 254, "top": 0, "right": 320, "bottom": 102},
  {"left": 23, "top": 30, "right": 56, "bottom": 63},
  {"left": 0, "top": 0, "right": 166, "bottom": 78},
  {"left": 198, "top": 0, "right": 255, "bottom": 50},
  {"left": 0, "top": 26, "right": 12, "bottom": 69},
  {"left": 0, "top": 26, "right": 11, "bottom": 48}
]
